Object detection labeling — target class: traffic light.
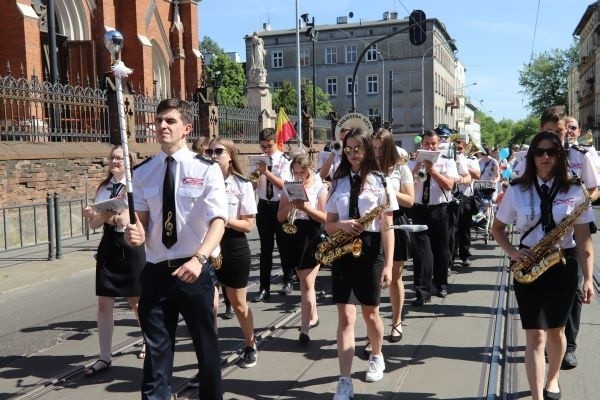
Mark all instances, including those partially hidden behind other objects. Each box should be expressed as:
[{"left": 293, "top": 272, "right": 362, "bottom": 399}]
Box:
[{"left": 409, "top": 10, "right": 426, "bottom": 46}]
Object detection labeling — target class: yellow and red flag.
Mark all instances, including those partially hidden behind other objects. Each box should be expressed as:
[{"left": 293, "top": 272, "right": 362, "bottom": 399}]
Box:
[{"left": 276, "top": 108, "right": 297, "bottom": 151}]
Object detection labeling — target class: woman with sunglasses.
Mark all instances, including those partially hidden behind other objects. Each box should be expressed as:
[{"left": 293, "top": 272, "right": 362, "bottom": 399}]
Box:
[
  {"left": 325, "top": 129, "right": 398, "bottom": 399},
  {"left": 492, "top": 131, "right": 596, "bottom": 400},
  {"left": 82, "top": 146, "right": 146, "bottom": 376},
  {"left": 371, "top": 128, "right": 414, "bottom": 344},
  {"left": 277, "top": 153, "right": 327, "bottom": 345},
  {"left": 205, "top": 138, "right": 259, "bottom": 368}
]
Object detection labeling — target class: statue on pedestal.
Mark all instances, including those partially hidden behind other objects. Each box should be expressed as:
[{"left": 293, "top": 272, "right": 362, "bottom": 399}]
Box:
[{"left": 249, "top": 32, "right": 267, "bottom": 85}]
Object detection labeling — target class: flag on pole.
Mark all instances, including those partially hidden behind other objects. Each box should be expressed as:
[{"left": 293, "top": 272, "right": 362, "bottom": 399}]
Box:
[{"left": 276, "top": 108, "right": 297, "bottom": 151}]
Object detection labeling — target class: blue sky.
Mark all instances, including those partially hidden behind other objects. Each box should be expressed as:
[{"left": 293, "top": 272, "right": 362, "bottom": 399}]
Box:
[{"left": 199, "top": 0, "right": 591, "bottom": 121}]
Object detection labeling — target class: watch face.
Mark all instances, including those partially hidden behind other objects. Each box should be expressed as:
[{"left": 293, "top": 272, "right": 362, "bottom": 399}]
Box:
[{"left": 198, "top": 255, "right": 208, "bottom": 265}]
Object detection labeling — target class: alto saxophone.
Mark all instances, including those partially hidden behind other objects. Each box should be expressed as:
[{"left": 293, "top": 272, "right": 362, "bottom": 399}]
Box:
[
  {"left": 512, "top": 183, "right": 590, "bottom": 284},
  {"left": 315, "top": 175, "right": 390, "bottom": 266}
]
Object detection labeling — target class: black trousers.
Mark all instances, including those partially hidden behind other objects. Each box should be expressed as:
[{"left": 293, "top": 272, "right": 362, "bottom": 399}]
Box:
[
  {"left": 447, "top": 199, "right": 460, "bottom": 266},
  {"left": 256, "top": 199, "right": 292, "bottom": 292},
  {"left": 410, "top": 204, "right": 450, "bottom": 299},
  {"left": 139, "top": 262, "right": 222, "bottom": 400},
  {"left": 565, "top": 263, "right": 583, "bottom": 352},
  {"left": 454, "top": 195, "right": 474, "bottom": 261}
]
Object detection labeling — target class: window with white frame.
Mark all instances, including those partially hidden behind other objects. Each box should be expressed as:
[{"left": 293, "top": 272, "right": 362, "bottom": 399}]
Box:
[
  {"left": 366, "top": 74, "right": 379, "bottom": 94},
  {"left": 368, "top": 107, "right": 380, "bottom": 118},
  {"left": 325, "top": 47, "right": 337, "bottom": 64},
  {"left": 272, "top": 51, "right": 283, "bottom": 68},
  {"left": 366, "top": 45, "right": 378, "bottom": 62},
  {"left": 326, "top": 77, "right": 338, "bottom": 96},
  {"left": 345, "top": 44, "right": 357, "bottom": 63},
  {"left": 300, "top": 49, "right": 310, "bottom": 66},
  {"left": 346, "top": 76, "right": 357, "bottom": 95},
  {"left": 272, "top": 81, "right": 283, "bottom": 91}
]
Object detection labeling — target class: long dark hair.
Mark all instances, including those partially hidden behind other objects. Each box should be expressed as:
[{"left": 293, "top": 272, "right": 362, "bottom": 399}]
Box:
[
  {"left": 371, "top": 127, "right": 400, "bottom": 173},
  {"left": 329, "top": 128, "right": 378, "bottom": 197},
  {"left": 511, "top": 131, "right": 573, "bottom": 192}
]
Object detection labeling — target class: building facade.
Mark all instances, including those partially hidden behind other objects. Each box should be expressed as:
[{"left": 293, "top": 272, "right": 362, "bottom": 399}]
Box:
[
  {"left": 0, "top": 0, "right": 203, "bottom": 98},
  {"left": 246, "top": 12, "right": 472, "bottom": 151}
]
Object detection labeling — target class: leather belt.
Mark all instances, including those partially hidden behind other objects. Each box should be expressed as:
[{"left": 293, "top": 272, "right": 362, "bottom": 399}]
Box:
[{"left": 155, "top": 257, "right": 193, "bottom": 269}]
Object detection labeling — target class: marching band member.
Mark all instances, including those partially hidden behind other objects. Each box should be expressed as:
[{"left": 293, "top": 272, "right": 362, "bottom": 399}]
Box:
[
  {"left": 206, "top": 137, "right": 259, "bottom": 369},
  {"left": 492, "top": 131, "right": 595, "bottom": 400},
  {"left": 277, "top": 153, "right": 327, "bottom": 345},
  {"left": 252, "top": 128, "right": 293, "bottom": 302},
  {"left": 409, "top": 130, "right": 459, "bottom": 304},
  {"left": 371, "top": 128, "right": 414, "bottom": 343},
  {"left": 324, "top": 128, "right": 398, "bottom": 399}
]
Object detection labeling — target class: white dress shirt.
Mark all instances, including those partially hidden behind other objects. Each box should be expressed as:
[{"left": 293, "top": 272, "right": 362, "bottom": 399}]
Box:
[
  {"left": 409, "top": 157, "right": 459, "bottom": 205},
  {"left": 225, "top": 174, "right": 257, "bottom": 219},
  {"left": 255, "top": 150, "right": 292, "bottom": 201}
]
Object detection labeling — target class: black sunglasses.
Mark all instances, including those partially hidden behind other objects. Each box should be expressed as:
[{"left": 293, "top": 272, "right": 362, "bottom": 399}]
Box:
[
  {"left": 205, "top": 148, "right": 226, "bottom": 157},
  {"left": 532, "top": 147, "right": 560, "bottom": 158}
]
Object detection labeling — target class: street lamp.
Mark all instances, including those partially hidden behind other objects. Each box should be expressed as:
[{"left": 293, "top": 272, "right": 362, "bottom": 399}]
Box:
[
  {"left": 455, "top": 82, "right": 477, "bottom": 96},
  {"left": 421, "top": 39, "right": 455, "bottom": 135},
  {"left": 301, "top": 13, "right": 318, "bottom": 118},
  {"left": 376, "top": 50, "right": 385, "bottom": 125}
]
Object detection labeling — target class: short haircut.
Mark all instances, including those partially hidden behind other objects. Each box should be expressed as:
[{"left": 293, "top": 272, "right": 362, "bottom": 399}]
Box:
[
  {"left": 540, "top": 105, "right": 567, "bottom": 128},
  {"left": 156, "top": 98, "right": 193, "bottom": 125},
  {"left": 259, "top": 128, "right": 276, "bottom": 142}
]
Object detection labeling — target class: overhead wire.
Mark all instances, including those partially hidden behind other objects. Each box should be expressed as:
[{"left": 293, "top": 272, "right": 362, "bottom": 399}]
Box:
[{"left": 529, "top": 0, "right": 542, "bottom": 64}]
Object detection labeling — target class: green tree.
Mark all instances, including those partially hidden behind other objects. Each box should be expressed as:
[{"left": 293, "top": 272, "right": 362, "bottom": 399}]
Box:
[
  {"left": 200, "top": 36, "right": 224, "bottom": 56},
  {"left": 205, "top": 53, "right": 245, "bottom": 107},
  {"left": 511, "top": 116, "right": 540, "bottom": 146},
  {"left": 518, "top": 44, "right": 578, "bottom": 117},
  {"left": 272, "top": 80, "right": 332, "bottom": 118}
]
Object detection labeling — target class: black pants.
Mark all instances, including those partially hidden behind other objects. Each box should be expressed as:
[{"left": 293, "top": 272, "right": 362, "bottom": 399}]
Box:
[
  {"left": 447, "top": 199, "right": 460, "bottom": 266},
  {"left": 454, "top": 195, "right": 474, "bottom": 261},
  {"left": 256, "top": 199, "right": 292, "bottom": 292},
  {"left": 139, "top": 262, "right": 222, "bottom": 400},
  {"left": 410, "top": 204, "right": 450, "bottom": 299},
  {"left": 565, "top": 263, "right": 583, "bottom": 352}
]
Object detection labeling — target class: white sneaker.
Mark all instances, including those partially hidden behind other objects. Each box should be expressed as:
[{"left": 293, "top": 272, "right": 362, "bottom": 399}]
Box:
[
  {"left": 365, "top": 354, "right": 385, "bottom": 382},
  {"left": 333, "top": 377, "right": 354, "bottom": 400}
]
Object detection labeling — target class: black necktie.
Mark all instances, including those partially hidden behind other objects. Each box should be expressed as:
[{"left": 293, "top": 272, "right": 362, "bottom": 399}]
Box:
[
  {"left": 162, "top": 156, "right": 177, "bottom": 248},
  {"left": 422, "top": 174, "right": 431, "bottom": 205},
  {"left": 110, "top": 182, "right": 123, "bottom": 199},
  {"left": 349, "top": 174, "right": 361, "bottom": 218},
  {"left": 540, "top": 184, "right": 555, "bottom": 233},
  {"left": 266, "top": 157, "right": 274, "bottom": 200}
]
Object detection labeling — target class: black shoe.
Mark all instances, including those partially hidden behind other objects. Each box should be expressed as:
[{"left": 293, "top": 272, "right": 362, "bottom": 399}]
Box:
[
  {"left": 412, "top": 297, "right": 431, "bottom": 306},
  {"left": 188, "top": 372, "right": 200, "bottom": 388},
  {"left": 252, "top": 290, "right": 270, "bottom": 303},
  {"left": 239, "top": 346, "right": 258, "bottom": 368},
  {"left": 543, "top": 384, "right": 561, "bottom": 400},
  {"left": 461, "top": 258, "right": 471, "bottom": 267},
  {"left": 299, "top": 332, "right": 310, "bottom": 345},
  {"left": 279, "top": 282, "right": 293, "bottom": 295},
  {"left": 222, "top": 305, "right": 235, "bottom": 319},
  {"left": 436, "top": 289, "right": 448, "bottom": 298},
  {"left": 561, "top": 351, "right": 577, "bottom": 370}
]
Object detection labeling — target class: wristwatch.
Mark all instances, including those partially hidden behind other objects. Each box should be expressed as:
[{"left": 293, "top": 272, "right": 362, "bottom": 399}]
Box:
[{"left": 195, "top": 254, "right": 209, "bottom": 266}]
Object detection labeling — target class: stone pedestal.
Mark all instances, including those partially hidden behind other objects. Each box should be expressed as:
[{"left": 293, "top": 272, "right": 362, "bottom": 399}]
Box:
[{"left": 247, "top": 83, "right": 275, "bottom": 130}]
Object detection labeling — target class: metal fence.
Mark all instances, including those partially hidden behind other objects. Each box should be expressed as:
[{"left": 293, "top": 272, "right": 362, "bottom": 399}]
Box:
[
  {"left": 0, "top": 192, "right": 99, "bottom": 259},
  {"left": 0, "top": 69, "right": 110, "bottom": 142},
  {"left": 219, "top": 106, "right": 262, "bottom": 143}
]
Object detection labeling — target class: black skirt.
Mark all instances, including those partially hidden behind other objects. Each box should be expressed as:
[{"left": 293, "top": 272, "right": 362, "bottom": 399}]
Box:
[
  {"left": 283, "top": 219, "right": 323, "bottom": 270},
  {"left": 96, "top": 227, "right": 145, "bottom": 297},
  {"left": 331, "top": 231, "right": 384, "bottom": 306},
  {"left": 514, "top": 249, "right": 578, "bottom": 329},
  {"left": 215, "top": 228, "right": 251, "bottom": 289},
  {"left": 392, "top": 207, "right": 412, "bottom": 261}
]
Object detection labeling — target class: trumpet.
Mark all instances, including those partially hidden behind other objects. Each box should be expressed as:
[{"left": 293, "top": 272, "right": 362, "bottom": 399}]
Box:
[
  {"left": 579, "top": 129, "right": 594, "bottom": 146},
  {"left": 282, "top": 205, "right": 298, "bottom": 234},
  {"left": 414, "top": 165, "right": 428, "bottom": 182},
  {"left": 329, "top": 141, "right": 342, "bottom": 154},
  {"left": 249, "top": 169, "right": 260, "bottom": 183}
]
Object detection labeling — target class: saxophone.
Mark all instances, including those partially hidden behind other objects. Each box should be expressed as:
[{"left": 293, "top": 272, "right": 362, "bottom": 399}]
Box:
[
  {"left": 512, "top": 183, "right": 590, "bottom": 284},
  {"left": 315, "top": 175, "right": 390, "bottom": 266}
]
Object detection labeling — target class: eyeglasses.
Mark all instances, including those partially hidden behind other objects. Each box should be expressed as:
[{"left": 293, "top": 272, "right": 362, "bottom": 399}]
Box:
[
  {"left": 343, "top": 146, "right": 366, "bottom": 156},
  {"left": 205, "top": 148, "right": 226, "bottom": 157},
  {"left": 532, "top": 147, "right": 560, "bottom": 158},
  {"left": 566, "top": 125, "right": 579, "bottom": 131},
  {"left": 259, "top": 143, "right": 274, "bottom": 150},
  {"left": 108, "top": 156, "right": 124, "bottom": 162}
]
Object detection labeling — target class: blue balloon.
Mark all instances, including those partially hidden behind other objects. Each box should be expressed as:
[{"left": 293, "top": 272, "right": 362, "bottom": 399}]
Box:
[
  {"left": 501, "top": 168, "right": 512, "bottom": 179},
  {"left": 499, "top": 147, "right": 510, "bottom": 160}
]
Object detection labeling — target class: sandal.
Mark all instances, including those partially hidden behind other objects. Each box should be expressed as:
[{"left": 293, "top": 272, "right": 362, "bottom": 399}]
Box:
[
  {"left": 84, "top": 359, "right": 111, "bottom": 377},
  {"left": 389, "top": 323, "right": 403, "bottom": 343},
  {"left": 137, "top": 342, "right": 146, "bottom": 360}
]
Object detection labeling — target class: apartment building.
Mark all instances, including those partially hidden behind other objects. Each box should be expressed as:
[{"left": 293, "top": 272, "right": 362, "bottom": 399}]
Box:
[{"left": 246, "top": 11, "right": 470, "bottom": 150}]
